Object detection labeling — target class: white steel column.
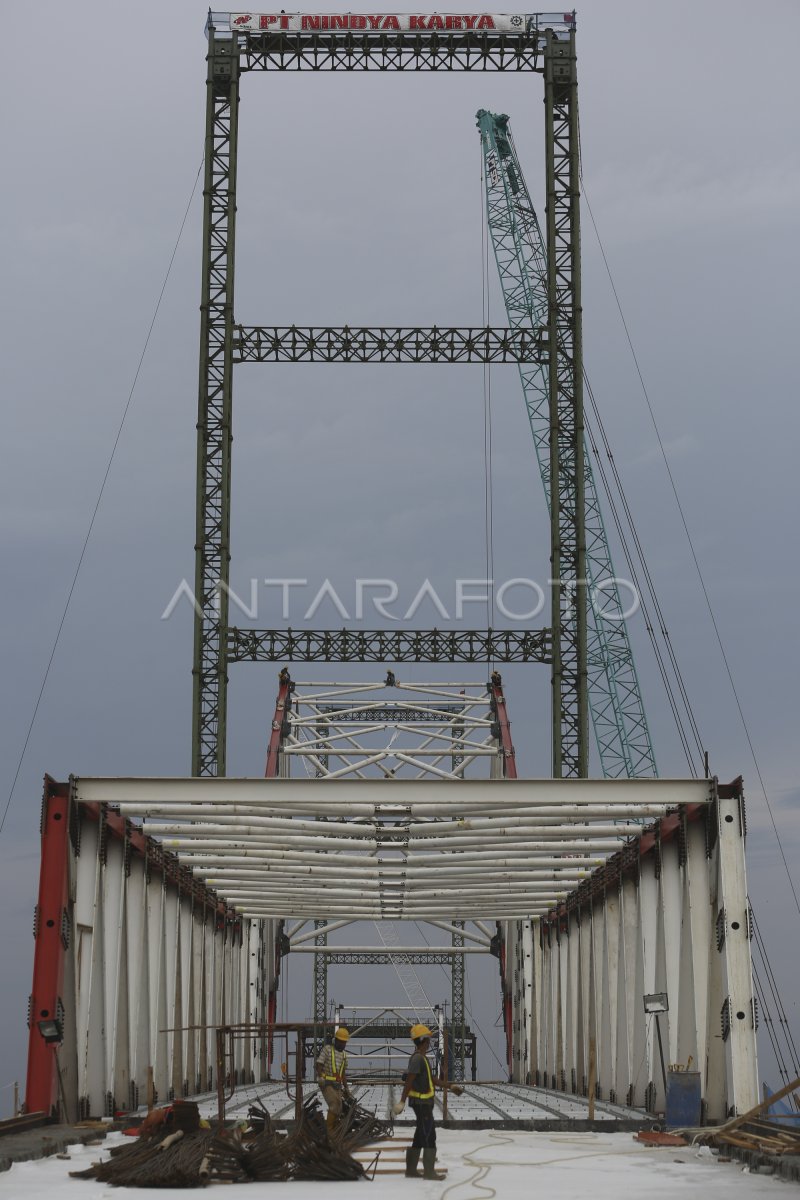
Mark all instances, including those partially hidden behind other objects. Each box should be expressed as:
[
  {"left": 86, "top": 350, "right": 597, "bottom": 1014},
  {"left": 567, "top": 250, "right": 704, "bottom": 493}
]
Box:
[
  {"left": 715, "top": 789, "right": 758, "bottom": 1115},
  {"left": 535, "top": 781, "right": 758, "bottom": 1119}
]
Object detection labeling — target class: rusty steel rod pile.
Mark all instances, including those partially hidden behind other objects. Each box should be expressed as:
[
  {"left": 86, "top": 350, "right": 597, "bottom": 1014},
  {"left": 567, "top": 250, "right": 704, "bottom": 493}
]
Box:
[{"left": 69, "top": 1094, "right": 392, "bottom": 1188}]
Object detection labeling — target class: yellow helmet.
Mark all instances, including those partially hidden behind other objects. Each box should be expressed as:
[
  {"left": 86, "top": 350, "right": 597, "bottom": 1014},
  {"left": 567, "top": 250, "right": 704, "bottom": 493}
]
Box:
[
  {"left": 410, "top": 1024, "right": 433, "bottom": 1041},
  {"left": 334, "top": 1027, "right": 350, "bottom": 1042}
]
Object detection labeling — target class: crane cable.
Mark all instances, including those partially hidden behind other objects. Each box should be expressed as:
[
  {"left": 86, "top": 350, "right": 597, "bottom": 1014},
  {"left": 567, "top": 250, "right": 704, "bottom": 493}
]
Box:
[{"left": 0, "top": 154, "right": 205, "bottom": 842}]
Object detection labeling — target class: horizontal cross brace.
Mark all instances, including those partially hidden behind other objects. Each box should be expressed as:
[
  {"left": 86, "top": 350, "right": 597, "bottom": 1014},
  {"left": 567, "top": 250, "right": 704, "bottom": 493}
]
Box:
[
  {"left": 314, "top": 705, "right": 464, "bottom": 722},
  {"left": 227, "top": 628, "right": 551, "bottom": 664},
  {"left": 289, "top": 951, "right": 483, "bottom": 965},
  {"left": 233, "top": 32, "right": 550, "bottom": 72},
  {"left": 290, "top": 945, "right": 488, "bottom": 955},
  {"left": 233, "top": 326, "right": 544, "bottom": 364}
]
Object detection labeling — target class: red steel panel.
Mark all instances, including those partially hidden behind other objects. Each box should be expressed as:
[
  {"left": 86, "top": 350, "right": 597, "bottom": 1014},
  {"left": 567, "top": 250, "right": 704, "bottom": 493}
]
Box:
[
  {"left": 25, "top": 776, "right": 70, "bottom": 1116},
  {"left": 265, "top": 672, "right": 292, "bottom": 777},
  {"left": 489, "top": 672, "right": 518, "bottom": 779}
]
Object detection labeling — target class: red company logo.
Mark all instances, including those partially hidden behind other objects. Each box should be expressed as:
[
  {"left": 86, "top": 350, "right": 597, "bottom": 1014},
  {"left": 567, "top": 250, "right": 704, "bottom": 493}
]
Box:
[{"left": 233, "top": 14, "right": 252, "bottom": 25}]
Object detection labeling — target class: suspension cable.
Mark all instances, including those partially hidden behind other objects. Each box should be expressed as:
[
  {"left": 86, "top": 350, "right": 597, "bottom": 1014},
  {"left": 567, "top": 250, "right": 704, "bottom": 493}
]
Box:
[
  {"left": 751, "top": 907, "right": 800, "bottom": 1087},
  {"left": 583, "top": 383, "right": 704, "bottom": 771},
  {"left": 0, "top": 154, "right": 205, "bottom": 840},
  {"left": 579, "top": 172, "right": 800, "bottom": 916}
]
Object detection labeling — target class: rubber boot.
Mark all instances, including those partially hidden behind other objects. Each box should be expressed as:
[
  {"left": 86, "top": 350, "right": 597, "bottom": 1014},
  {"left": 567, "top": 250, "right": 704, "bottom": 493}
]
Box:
[
  {"left": 405, "top": 1147, "right": 421, "bottom": 1177},
  {"left": 422, "top": 1148, "right": 446, "bottom": 1180}
]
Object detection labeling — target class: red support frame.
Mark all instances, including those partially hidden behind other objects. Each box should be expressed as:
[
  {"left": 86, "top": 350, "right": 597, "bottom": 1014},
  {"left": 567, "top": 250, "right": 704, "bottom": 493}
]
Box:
[
  {"left": 489, "top": 672, "right": 517, "bottom": 1074},
  {"left": 265, "top": 672, "right": 293, "bottom": 778},
  {"left": 489, "top": 672, "right": 518, "bottom": 779},
  {"left": 264, "top": 672, "right": 293, "bottom": 1067},
  {"left": 25, "top": 776, "right": 70, "bottom": 1116}
]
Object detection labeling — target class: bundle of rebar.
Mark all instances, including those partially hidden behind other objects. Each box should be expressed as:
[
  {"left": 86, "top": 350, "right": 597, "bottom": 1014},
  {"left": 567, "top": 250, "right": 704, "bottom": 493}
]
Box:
[
  {"left": 68, "top": 1094, "right": 389, "bottom": 1188},
  {"left": 338, "top": 1094, "right": 393, "bottom": 1152},
  {"left": 204, "top": 1126, "right": 290, "bottom": 1183},
  {"left": 287, "top": 1099, "right": 365, "bottom": 1182},
  {"left": 70, "top": 1129, "right": 214, "bottom": 1188}
]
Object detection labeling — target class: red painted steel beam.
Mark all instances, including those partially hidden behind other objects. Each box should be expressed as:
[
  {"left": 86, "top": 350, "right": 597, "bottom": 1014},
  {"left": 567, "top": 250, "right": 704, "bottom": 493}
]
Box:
[
  {"left": 25, "top": 776, "right": 70, "bottom": 1116},
  {"left": 80, "top": 799, "right": 232, "bottom": 923},
  {"left": 489, "top": 671, "right": 518, "bottom": 779},
  {"left": 264, "top": 673, "right": 293, "bottom": 1062},
  {"left": 488, "top": 675, "right": 516, "bottom": 1074},
  {"left": 265, "top": 671, "right": 293, "bottom": 778}
]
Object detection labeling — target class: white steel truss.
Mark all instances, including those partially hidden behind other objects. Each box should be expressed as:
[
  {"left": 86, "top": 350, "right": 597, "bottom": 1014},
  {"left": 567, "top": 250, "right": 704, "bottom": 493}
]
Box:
[
  {"left": 63, "top": 771, "right": 758, "bottom": 1119},
  {"left": 276, "top": 679, "right": 505, "bottom": 782},
  {"left": 73, "top": 776, "right": 706, "bottom": 920}
]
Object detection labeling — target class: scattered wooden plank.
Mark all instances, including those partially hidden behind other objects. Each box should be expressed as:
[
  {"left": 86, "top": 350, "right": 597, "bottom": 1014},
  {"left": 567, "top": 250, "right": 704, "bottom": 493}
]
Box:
[
  {"left": 0, "top": 1111, "right": 48, "bottom": 1138},
  {"left": 713, "top": 1074, "right": 800, "bottom": 1139}
]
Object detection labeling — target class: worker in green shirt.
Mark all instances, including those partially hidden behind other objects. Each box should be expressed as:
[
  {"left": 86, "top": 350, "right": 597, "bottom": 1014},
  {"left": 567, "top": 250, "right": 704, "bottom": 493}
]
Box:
[{"left": 315, "top": 1027, "right": 351, "bottom": 1133}]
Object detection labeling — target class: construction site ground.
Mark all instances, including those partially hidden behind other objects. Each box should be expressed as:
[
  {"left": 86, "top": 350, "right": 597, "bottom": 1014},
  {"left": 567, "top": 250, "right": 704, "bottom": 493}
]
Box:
[{"left": 0, "top": 1124, "right": 788, "bottom": 1197}]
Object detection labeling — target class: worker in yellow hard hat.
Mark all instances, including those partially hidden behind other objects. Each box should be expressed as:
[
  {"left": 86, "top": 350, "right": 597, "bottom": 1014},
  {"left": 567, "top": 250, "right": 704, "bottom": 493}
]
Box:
[
  {"left": 391, "top": 1023, "right": 456, "bottom": 1180},
  {"left": 315, "top": 1027, "right": 351, "bottom": 1133}
]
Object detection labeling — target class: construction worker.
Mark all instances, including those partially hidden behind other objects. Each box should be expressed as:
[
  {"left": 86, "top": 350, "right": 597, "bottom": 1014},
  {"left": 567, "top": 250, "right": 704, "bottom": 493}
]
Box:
[
  {"left": 392, "top": 1024, "right": 448, "bottom": 1180},
  {"left": 315, "top": 1027, "right": 350, "bottom": 1133}
]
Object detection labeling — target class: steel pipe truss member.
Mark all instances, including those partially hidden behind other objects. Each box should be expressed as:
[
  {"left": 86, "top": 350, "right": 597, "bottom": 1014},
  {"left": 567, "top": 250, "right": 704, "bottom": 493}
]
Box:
[
  {"left": 264, "top": 677, "right": 515, "bottom": 782},
  {"left": 263, "top": 674, "right": 516, "bottom": 1082},
  {"left": 72, "top": 774, "right": 715, "bottom": 923}
]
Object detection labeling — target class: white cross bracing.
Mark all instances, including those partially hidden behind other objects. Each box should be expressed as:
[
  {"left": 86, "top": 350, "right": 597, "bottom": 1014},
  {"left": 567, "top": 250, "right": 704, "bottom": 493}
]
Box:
[
  {"left": 72, "top": 771, "right": 713, "bottom": 923},
  {"left": 278, "top": 679, "right": 503, "bottom": 782}
]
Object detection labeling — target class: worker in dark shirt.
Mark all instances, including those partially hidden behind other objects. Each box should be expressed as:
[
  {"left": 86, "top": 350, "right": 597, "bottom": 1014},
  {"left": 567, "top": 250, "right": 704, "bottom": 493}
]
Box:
[{"left": 391, "top": 1023, "right": 449, "bottom": 1179}]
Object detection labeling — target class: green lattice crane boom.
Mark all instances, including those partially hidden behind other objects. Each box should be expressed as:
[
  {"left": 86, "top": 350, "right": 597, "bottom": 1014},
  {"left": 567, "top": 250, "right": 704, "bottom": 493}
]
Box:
[{"left": 477, "top": 110, "right": 657, "bottom": 778}]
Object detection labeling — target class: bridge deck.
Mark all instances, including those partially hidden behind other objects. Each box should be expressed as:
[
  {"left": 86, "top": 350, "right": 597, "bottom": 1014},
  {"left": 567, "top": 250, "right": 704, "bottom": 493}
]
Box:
[{"left": 195, "top": 1079, "right": 648, "bottom": 1129}]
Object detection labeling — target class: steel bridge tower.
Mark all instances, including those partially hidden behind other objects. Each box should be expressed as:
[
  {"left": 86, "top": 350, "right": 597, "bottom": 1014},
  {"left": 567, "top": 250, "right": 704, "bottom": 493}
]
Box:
[
  {"left": 190, "top": 12, "right": 585, "bottom": 1078},
  {"left": 191, "top": 13, "right": 586, "bottom": 781}
]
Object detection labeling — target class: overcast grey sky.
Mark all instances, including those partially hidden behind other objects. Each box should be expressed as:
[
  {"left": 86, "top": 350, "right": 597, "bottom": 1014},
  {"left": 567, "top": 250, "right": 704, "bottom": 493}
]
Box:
[{"left": 1, "top": 0, "right": 798, "bottom": 1107}]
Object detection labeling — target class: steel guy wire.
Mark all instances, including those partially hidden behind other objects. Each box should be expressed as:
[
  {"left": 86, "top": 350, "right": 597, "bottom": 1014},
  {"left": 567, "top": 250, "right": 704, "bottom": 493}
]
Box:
[
  {"left": 0, "top": 153, "right": 205, "bottom": 840},
  {"left": 577, "top": 163, "right": 800, "bottom": 913}
]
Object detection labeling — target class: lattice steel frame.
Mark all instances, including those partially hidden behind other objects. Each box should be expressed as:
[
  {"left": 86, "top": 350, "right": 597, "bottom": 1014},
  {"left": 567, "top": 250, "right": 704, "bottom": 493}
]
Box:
[
  {"left": 228, "top": 627, "right": 550, "bottom": 664},
  {"left": 234, "top": 325, "right": 543, "bottom": 363},
  {"left": 191, "top": 16, "right": 584, "bottom": 780},
  {"left": 543, "top": 30, "right": 588, "bottom": 778},
  {"left": 192, "top": 32, "right": 239, "bottom": 776}
]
